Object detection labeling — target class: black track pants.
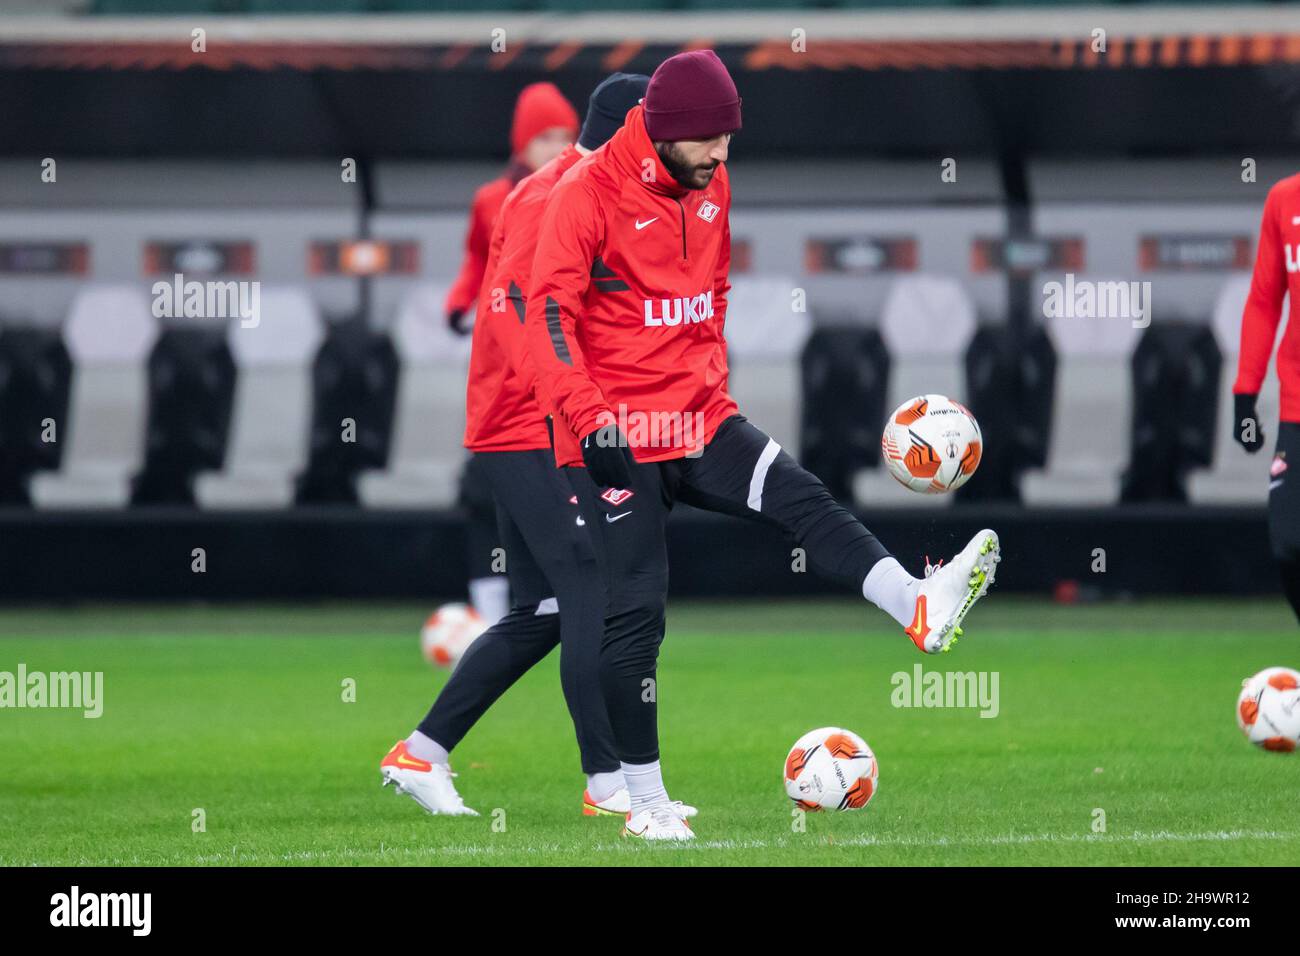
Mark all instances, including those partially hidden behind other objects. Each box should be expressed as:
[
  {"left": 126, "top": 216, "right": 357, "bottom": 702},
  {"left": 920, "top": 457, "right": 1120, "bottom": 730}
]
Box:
[
  {"left": 569, "top": 415, "right": 892, "bottom": 764},
  {"left": 419, "top": 449, "right": 619, "bottom": 774}
]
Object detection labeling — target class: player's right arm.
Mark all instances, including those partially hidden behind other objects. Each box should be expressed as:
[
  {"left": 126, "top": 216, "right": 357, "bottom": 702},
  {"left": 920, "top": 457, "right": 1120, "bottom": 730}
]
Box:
[
  {"left": 1233, "top": 183, "right": 1288, "bottom": 451},
  {"left": 524, "top": 179, "right": 616, "bottom": 445}
]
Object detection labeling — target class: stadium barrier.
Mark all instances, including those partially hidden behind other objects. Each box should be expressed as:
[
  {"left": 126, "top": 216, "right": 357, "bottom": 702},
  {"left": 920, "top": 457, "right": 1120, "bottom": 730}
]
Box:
[{"left": 0, "top": 502, "right": 1275, "bottom": 600}]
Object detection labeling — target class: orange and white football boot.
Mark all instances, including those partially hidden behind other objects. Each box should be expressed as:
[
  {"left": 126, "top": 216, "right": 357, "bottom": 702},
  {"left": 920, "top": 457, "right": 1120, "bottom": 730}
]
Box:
[
  {"left": 583, "top": 786, "right": 631, "bottom": 817},
  {"left": 905, "top": 529, "right": 1001, "bottom": 654},
  {"left": 379, "top": 741, "right": 478, "bottom": 816}
]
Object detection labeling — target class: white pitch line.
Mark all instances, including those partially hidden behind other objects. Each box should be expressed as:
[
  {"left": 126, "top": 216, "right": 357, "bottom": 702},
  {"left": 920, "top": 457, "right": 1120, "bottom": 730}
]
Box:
[
  {"left": 6, "top": 829, "right": 1294, "bottom": 867},
  {"left": 627, "top": 829, "right": 1298, "bottom": 853}
]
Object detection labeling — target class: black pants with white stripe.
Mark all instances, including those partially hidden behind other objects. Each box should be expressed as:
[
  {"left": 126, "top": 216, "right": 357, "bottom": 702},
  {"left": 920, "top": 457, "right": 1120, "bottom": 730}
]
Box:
[
  {"left": 568, "top": 414, "right": 892, "bottom": 764},
  {"left": 418, "top": 449, "right": 620, "bottom": 775}
]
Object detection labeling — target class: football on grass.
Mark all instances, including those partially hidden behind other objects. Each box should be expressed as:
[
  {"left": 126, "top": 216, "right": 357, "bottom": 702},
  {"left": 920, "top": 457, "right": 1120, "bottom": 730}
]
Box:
[
  {"left": 1236, "top": 666, "right": 1300, "bottom": 752},
  {"left": 784, "top": 727, "right": 879, "bottom": 811},
  {"left": 420, "top": 603, "right": 489, "bottom": 669},
  {"left": 881, "top": 394, "right": 982, "bottom": 494}
]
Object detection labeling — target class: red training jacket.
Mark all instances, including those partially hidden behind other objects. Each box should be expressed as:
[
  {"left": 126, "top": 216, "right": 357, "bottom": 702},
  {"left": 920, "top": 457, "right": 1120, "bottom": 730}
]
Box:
[
  {"left": 525, "top": 105, "right": 737, "bottom": 468},
  {"left": 1237, "top": 172, "right": 1300, "bottom": 423},
  {"left": 464, "top": 146, "right": 582, "bottom": 451},
  {"left": 443, "top": 160, "right": 530, "bottom": 319}
]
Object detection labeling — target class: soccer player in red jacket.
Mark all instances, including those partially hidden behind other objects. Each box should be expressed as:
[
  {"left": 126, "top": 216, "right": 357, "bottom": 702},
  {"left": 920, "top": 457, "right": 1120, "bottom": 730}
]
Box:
[
  {"left": 525, "top": 50, "right": 1002, "bottom": 840},
  {"left": 1234, "top": 172, "right": 1300, "bottom": 621},
  {"left": 445, "top": 82, "right": 578, "bottom": 629},
  {"left": 381, "top": 74, "right": 698, "bottom": 822}
]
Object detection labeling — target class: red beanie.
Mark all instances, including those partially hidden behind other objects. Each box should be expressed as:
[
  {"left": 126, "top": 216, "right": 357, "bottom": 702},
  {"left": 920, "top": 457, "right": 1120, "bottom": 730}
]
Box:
[
  {"left": 510, "top": 82, "right": 579, "bottom": 155},
  {"left": 643, "top": 50, "right": 742, "bottom": 142}
]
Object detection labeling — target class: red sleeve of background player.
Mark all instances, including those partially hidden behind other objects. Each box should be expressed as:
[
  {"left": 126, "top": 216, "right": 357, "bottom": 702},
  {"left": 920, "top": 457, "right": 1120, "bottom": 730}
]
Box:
[
  {"left": 445, "top": 180, "right": 507, "bottom": 317},
  {"left": 1235, "top": 184, "right": 1288, "bottom": 395},
  {"left": 525, "top": 179, "right": 614, "bottom": 443}
]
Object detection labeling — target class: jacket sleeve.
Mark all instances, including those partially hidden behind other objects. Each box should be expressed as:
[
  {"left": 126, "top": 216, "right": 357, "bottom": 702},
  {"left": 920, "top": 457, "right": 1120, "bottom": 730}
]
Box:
[
  {"left": 1235, "top": 184, "right": 1288, "bottom": 395},
  {"left": 444, "top": 186, "right": 496, "bottom": 317},
  {"left": 714, "top": 208, "right": 731, "bottom": 329},
  {"left": 524, "top": 180, "right": 615, "bottom": 443}
]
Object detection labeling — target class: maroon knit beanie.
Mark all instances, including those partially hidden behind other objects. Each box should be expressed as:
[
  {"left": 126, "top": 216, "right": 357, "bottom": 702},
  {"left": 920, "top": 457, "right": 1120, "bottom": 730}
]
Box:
[{"left": 643, "top": 50, "right": 742, "bottom": 141}]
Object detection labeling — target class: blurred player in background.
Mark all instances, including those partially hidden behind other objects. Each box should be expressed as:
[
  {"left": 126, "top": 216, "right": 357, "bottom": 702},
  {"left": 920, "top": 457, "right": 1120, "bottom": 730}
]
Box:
[
  {"left": 526, "top": 50, "right": 1001, "bottom": 841},
  {"left": 382, "top": 74, "right": 697, "bottom": 822},
  {"left": 448, "top": 82, "right": 580, "bottom": 627},
  {"left": 444, "top": 81, "right": 580, "bottom": 334},
  {"left": 1233, "top": 172, "right": 1300, "bottom": 623}
]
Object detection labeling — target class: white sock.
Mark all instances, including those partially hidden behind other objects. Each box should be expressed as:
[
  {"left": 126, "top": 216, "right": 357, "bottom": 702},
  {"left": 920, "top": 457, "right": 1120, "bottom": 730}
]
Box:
[
  {"left": 585, "top": 770, "right": 625, "bottom": 802},
  {"left": 469, "top": 576, "right": 509, "bottom": 627},
  {"left": 405, "top": 730, "right": 450, "bottom": 766},
  {"left": 862, "top": 557, "right": 919, "bottom": 627},
  {"left": 621, "top": 760, "right": 669, "bottom": 814}
]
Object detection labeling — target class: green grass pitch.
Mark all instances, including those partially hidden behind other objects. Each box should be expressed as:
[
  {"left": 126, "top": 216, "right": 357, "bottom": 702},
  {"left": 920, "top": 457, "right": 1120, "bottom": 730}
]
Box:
[{"left": 1, "top": 598, "right": 1297, "bottom": 866}]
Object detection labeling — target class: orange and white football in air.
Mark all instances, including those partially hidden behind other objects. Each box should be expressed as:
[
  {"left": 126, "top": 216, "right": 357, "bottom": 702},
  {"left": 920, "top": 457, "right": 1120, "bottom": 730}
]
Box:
[
  {"left": 1236, "top": 666, "right": 1300, "bottom": 753},
  {"left": 881, "top": 394, "right": 982, "bottom": 494},
  {"left": 783, "top": 727, "right": 879, "bottom": 812}
]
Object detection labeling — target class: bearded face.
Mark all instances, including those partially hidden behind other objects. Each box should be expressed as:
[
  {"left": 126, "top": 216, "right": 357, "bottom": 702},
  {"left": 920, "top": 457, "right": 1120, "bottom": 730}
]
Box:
[{"left": 654, "top": 134, "right": 731, "bottom": 190}]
